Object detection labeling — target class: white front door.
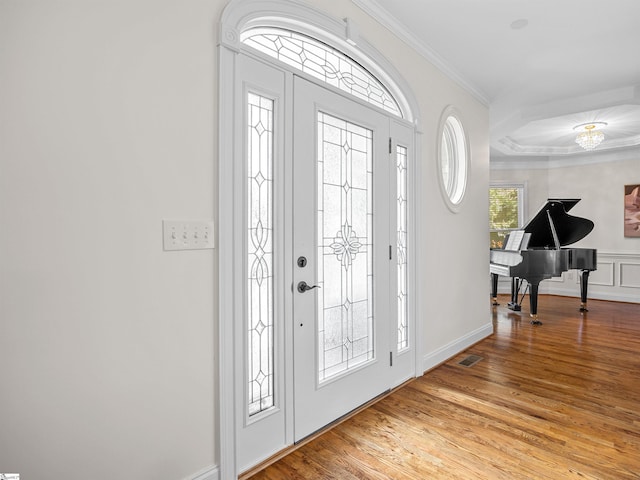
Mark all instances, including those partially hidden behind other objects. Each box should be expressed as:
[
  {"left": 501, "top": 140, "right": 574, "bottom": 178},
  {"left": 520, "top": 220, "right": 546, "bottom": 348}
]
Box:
[
  {"left": 292, "top": 76, "right": 393, "bottom": 441},
  {"left": 235, "top": 55, "right": 415, "bottom": 470}
]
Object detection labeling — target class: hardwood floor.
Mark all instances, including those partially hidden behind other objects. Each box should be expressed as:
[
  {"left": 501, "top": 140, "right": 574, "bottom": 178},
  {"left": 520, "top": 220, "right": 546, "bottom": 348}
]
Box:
[{"left": 248, "top": 295, "right": 640, "bottom": 479}]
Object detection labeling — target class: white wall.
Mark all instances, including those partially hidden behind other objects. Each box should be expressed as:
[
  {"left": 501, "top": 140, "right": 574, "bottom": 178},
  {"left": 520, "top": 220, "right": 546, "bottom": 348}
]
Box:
[
  {"left": 0, "top": 1, "right": 221, "bottom": 479},
  {"left": 0, "top": 1, "right": 490, "bottom": 479},
  {"left": 491, "top": 150, "right": 640, "bottom": 303}
]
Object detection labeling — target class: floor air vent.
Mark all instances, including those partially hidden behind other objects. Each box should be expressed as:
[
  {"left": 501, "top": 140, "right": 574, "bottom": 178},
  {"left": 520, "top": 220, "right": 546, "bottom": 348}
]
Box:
[{"left": 458, "top": 355, "right": 482, "bottom": 367}]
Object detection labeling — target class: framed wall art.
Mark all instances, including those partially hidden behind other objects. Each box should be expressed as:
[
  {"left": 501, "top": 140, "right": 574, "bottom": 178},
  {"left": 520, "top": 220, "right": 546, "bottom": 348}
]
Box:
[{"left": 624, "top": 184, "right": 640, "bottom": 237}]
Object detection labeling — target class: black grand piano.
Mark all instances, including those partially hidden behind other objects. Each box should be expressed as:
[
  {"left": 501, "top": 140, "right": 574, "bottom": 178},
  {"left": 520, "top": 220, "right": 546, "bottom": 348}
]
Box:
[{"left": 490, "top": 199, "right": 597, "bottom": 325}]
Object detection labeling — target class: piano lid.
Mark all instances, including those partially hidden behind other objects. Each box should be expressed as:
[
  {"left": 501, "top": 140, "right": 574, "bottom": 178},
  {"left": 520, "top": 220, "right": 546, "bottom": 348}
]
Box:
[{"left": 523, "top": 199, "right": 594, "bottom": 248}]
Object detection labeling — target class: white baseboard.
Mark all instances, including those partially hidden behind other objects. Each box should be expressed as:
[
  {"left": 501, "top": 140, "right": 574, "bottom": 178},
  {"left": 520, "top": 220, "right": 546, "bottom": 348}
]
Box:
[
  {"left": 588, "top": 291, "right": 640, "bottom": 303},
  {"left": 546, "top": 286, "right": 640, "bottom": 304},
  {"left": 185, "top": 465, "right": 219, "bottom": 480},
  {"left": 422, "top": 323, "right": 494, "bottom": 373}
]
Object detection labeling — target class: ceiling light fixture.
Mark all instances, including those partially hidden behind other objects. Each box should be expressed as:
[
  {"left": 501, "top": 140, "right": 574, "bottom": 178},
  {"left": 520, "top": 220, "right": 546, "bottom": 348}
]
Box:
[{"left": 574, "top": 122, "right": 607, "bottom": 151}]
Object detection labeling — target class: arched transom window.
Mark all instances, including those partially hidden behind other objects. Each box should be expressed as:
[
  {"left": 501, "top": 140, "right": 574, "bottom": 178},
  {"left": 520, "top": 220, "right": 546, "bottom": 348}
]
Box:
[{"left": 241, "top": 27, "right": 403, "bottom": 117}]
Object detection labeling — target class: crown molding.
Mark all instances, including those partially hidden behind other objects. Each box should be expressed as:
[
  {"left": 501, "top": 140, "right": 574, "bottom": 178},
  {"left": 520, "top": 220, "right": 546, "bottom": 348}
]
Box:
[
  {"left": 351, "top": 0, "right": 489, "bottom": 106},
  {"left": 491, "top": 145, "right": 640, "bottom": 170},
  {"left": 494, "top": 133, "right": 640, "bottom": 157}
]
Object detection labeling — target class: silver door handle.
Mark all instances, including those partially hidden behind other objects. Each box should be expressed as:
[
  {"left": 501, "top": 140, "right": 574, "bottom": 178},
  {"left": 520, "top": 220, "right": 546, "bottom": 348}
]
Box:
[{"left": 297, "top": 281, "right": 320, "bottom": 293}]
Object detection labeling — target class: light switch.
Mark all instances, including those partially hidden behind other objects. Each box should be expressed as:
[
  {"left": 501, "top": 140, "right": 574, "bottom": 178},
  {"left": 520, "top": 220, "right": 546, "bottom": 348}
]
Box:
[{"left": 163, "top": 220, "right": 215, "bottom": 251}]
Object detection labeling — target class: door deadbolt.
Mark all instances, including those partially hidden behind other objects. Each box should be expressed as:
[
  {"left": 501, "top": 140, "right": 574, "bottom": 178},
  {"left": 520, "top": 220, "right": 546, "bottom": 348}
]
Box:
[{"left": 297, "top": 256, "right": 307, "bottom": 268}]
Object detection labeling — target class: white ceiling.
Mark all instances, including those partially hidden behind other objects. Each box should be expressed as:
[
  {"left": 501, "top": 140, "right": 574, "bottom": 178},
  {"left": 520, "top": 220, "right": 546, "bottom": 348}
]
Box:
[{"left": 354, "top": 0, "right": 640, "bottom": 158}]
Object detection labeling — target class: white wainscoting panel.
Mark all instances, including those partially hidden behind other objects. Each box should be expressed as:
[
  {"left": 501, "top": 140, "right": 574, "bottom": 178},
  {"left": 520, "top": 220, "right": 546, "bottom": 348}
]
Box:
[
  {"left": 619, "top": 262, "right": 640, "bottom": 288},
  {"left": 589, "top": 261, "right": 615, "bottom": 287}
]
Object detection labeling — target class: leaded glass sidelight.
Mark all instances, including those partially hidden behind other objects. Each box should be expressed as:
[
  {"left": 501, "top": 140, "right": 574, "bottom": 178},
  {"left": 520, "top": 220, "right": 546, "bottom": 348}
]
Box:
[
  {"left": 247, "top": 92, "right": 275, "bottom": 416},
  {"left": 241, "top": 27, "right": 402, "bottom": 118},
  {"left": 317, "top": 111, "right": 374, "bottom": 382},
  {"left": 396, "top": 145, "right": 408, "bottom": 351}
]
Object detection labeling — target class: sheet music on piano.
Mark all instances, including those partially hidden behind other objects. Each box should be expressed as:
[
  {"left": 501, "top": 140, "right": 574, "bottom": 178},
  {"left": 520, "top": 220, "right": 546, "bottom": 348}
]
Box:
[
  {"left": 491, "top": 230, "right": 527, "bottom": 268},
  {"left": 504, "top": 230, "right": 530, "bottom": 251}
]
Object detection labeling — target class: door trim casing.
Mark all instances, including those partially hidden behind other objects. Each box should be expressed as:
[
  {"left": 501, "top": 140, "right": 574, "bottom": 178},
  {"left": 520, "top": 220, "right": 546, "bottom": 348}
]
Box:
[{"left": 217, "top": 1, "right": 423, "bottom": 477}]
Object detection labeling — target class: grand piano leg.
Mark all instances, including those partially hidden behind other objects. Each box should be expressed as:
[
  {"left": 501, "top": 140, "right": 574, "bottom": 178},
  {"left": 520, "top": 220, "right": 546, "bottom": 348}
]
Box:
[
  {"left": 508, "top": 277, "right": 522, "bottom": 311},
  {"left": 491, "top": 273, "right": 499, "bottom": 306},
  {"left": 529, "top": 283, "right": 542, "bottom": 325},
  {"left": 579, "top": 269, "right": 590, "bottom": 312}
]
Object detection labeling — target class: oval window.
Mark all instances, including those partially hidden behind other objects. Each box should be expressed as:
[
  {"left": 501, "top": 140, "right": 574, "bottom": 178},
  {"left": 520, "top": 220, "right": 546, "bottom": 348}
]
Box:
[{"left": 437, "top": 107, "right": 469, "bottom": 211}]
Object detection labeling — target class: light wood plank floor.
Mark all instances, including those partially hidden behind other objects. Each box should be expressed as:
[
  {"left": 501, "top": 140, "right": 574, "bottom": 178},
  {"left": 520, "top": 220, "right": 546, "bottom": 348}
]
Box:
[{"left": 248, "top": 295, "right": 640, "bottom": 479}]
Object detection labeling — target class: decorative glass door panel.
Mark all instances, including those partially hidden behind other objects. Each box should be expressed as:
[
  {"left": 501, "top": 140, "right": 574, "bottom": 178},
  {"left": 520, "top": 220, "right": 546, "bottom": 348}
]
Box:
[
  {"left": 247, "top": 92, "right": 275, "bottom": 415},
  {"left": 235, "top": 54, "right": 288, "bottom": 473},
  {"left": 293, "top": 76, "right": 391, "bottom": 442},
  {"left": 317, "top": 112, "right": 374, "bottom": 382},
  {"left": 396, "top": 144, "right": 408, "bottom": 351}
]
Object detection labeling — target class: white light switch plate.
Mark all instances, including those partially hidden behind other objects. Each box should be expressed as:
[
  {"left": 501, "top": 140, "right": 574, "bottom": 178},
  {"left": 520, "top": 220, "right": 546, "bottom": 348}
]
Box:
[{"left": 163, "top": 220, "right": 215, "bottom": 251}]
